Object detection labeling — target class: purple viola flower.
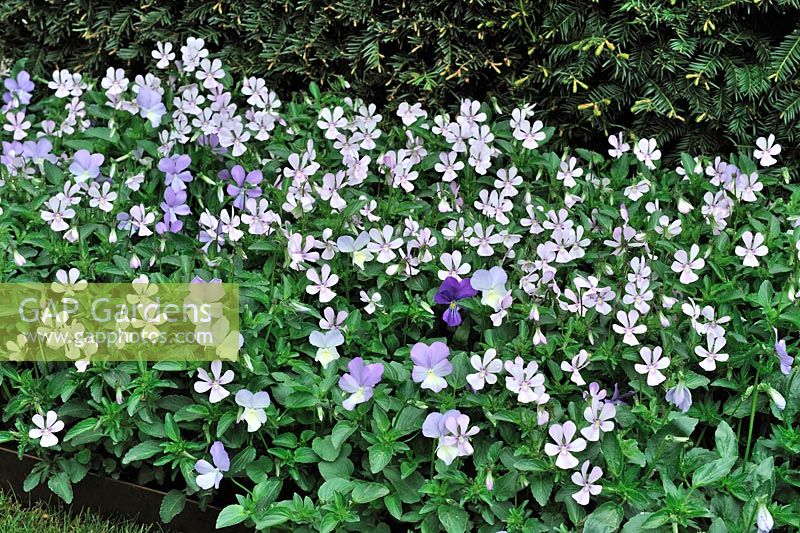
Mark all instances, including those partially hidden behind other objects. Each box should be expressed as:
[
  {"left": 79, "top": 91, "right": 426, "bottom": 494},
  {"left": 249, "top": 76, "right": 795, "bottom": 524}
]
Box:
[
  {"left": 411, "top": 341, "right": 452, "bottom": 393},
  {"left": 136, "top": 87, "right": 167, "bottom": 127},
  {"left": 338, "top": 357, "right": 384, "bottom": 410},
  {"left": 223, "top": 165, "right": 263, "bottom": 209},
  {"left": 666, "top": 382, "right": 692, "bottom": 413},
  {"left": 69, "top": 149, "right": 104, "bottom": 183},
  {"left": 158, "top": 154, "right": 193, "bottom": 190},
  {"left": 774, "top": 328, "right": 793, "bottom": 375},
  {"left": 608, "top": 383, "right": 635, "bottom": 406},
  {"left": 156, "top": 187, "right": 190, "bottom": 234},
  {"left": 3, "top": 70, "right": 34, "bottom": 107},
  {"left": 22, "top": 138, "right": 56, "bottom": 168},
  {"left": 434, "top": 276, "right": 478, "bottom": 327},
  {"left": 194, "top": 441, "right": 230, "bottom": 490}
]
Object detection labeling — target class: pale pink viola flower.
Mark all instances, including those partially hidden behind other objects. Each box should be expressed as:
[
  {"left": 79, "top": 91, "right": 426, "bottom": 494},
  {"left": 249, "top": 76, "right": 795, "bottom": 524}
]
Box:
[
  {"left": 319, "top": 307, "right": 348, "bottom": 330},
  {"left": 607, "top": 132, "right": 630, "bottom": 158},
  {"left": 613, "top": 310, "right": 647, "bottom": 346},
  {"left": 633, "top": 138, "right": 661, "bottom": 169},
  {"left": 561, "top": 350, "right": 590, "bottom": 386},
  {"left": 40, "top": 197, "right": 75, "bottom": 232},
  {"left": 696, "top": 334, "right": 729, "bottom": 372},
  {"left": 435, "top": 151, "right": 464, "bottom": 182},
  {"left": 360, "top": 290, "right": 382, "bottom": 314},
  {"left": 571, "top": 461, "right": 603, "bottom": 505},
  {"left": 194, "top": 361, "right": 235, "bottom": 403},
  {"left": 504, "top": 356, "right": 547, "bottom": 404},
  {"left": 671, "top": 244, "right": 704, "bottom": 284},
  {"left": 556, "top": 156, "right": 583, "bottom": 188},
  {"left": 753, "top": 134, "right": 781, "bottom": 167},
  {"left": 51, "top": 268, "right": 87, "bottom": 296},
  {"left": 305, "top": 264, "right": 339, "bottom": 303},
  {"left": 544, "top": 420, "right": 586, "bottom": 469},
  {"left": 634, "top": 346, "right": 670, "bottom": 386},
  {"left": 735, "top": 231, "right": 768, "bottom": 267},
  {"left": 440, "top": 414, "right": 480, "bottom": 461},
  {"left": 580, "top": 398, "right": 616, "bottom": 441},
  {"left": 466, "top": 348, "right": 503, "bottom": 390},
  {"left": 367, "top": 225, "right": 403, "bottom": 264},
  {"left": 29, "top": 410, "right": 64, "bottom": 448}
]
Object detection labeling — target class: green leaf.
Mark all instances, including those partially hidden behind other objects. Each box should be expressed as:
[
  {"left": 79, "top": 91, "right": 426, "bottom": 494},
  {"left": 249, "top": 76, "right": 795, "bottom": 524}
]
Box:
[
  {"left": 351, "top": 481, "right": 390, "bottom": 503},
  {"left": 312, "top": 436, "right": 340, "bottom": 462},
  {"left": 164, "top": 414, "right": 180, "bottom": 441},
  {"left": 368, "top": 444, "right": 393, "bottom": 474},
  {"left": 47, "top": 472, "right": 73, "bottom": 504},
  {"left": 122, "top": 440, "right": 163, "bottom": 464},
  {"left": 715, "top": 421, "right": 738, "bottom": 458},
  {"left": 63, "top": 417, "right": 102, "bottom": 445},
  {"left": 215, "top": 504, "right": 248, "bottom": 528},
  {"left": 331, "top": 420, "right": 357, "bottom": 449},
  {"left": 438, "top": 505, "right": 468, "bottom": 533},
  {"left": 529, "top": 474, "right": 553, "bottom": 506},
  {"left": 601, "top": 433, "right": 623, "bottom": 476},
  {"left": 159, "top": 490, "right": 186, "bottom": 523},
  {"left": 692, "top": 456, "right": 737, "bottom": 487},
  {"left": 583, "top": 502, "right": 623, "bottom": 533}
]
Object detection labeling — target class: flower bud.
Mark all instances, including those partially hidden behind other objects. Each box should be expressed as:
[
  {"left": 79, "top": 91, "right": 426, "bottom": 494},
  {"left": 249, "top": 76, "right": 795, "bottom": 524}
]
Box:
[
  {"left": 757, "top": 502, "right": 774, "bottom": 532},
  {"left": 659, "top": 312, "right": 670, "bottom": 328},
  {"left": 12, "top": 250, "right": 26, "bottom": 267},
  {"left": 108, "top": 228, "right": 117, "bottom": 244},
  {"left": 537, "top": 406, "right": 549, "bottom": 426},
  {"left": 130, "top": 254, "right": 141, "bottom": 270},
  {"left": 677, "top": 197, "right": 694, "bottom": 214},
  {"left": 766, "top": 387, "right": 786, "bottom": 410},
  {"left": 64, "top": 227, "right": 79, "bottom": 243},
  {"left": 485, "top": 470, "right": 494, "bottom": 491}
]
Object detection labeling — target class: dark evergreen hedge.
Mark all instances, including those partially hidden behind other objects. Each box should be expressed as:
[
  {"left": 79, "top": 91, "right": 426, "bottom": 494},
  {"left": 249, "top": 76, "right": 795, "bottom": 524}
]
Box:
[{"left": 1, "top": 0, "right": 799, "bottom": 166}]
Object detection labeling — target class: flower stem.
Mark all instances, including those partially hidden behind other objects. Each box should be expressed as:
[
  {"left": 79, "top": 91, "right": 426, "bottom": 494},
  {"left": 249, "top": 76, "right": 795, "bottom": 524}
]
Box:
[{"left": 744, "top": 368, "right": 760, "bottom": 463}]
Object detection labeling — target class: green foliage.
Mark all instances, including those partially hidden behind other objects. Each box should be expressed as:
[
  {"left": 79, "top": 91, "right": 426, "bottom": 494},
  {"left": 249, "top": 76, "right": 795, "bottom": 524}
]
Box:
[{"left": 1, "top": 1, "right": 799, "bottom": 165}]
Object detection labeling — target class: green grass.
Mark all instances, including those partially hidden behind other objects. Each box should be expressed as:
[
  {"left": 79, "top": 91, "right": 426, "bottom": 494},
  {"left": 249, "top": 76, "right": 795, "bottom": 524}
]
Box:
[{"left": 0, "top": 490, "right": 162, "bottom": 533}]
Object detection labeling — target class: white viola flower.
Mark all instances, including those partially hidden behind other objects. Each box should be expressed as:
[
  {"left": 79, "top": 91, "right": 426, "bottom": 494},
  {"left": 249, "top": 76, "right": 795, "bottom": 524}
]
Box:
[
  {"left": 29, "top": 411, "right": 64, "bottom": 448},
  {"left": 571, "top": 461, "right": 603, "bottom": 505},
  {"left": 101, "top": 67, "right": 129, "bottom": 96},
  {"left": 634, "top": 346, "right": 670, "bottom": 386},
  {"left": 396, "top": 102, "right": 427, "bottom": 126},
  {"left": 235, "top": 389, "right": 271, "bottom": 432},
  {"left": 735, "top": 172, "right": 763, "bottom": 203},
  {"left": 696, "top": 334, "right": 729, "bottom": 372},
  {"left": 437, "top": 251, "right": 471, "bottom": 281},
  {"left": 194, "top": 361, "right": 235, "bottom": 403},
  {"left": 336, "top": 232, "right": 373, "bottom": 269},
  {"left": 544, "top": 421, "right": 586, "bottom": 469},
  {"left": 470, "top": 266, "right": 508, "bottom": 309},
  {"left": 613, "top": 310, "right": 647, "bottom": 346},
  {"left": 556, "top": 156, "right": 583, "bottom": 188},
  {"left": 735, "top": 231, "right": 768, "bottom": 267},
  {"left": 317, "top": 107, "right": 347, "bottom": 140},
  {"left": 435, "top": 151, "right": 464, "bottom": 182},
  {"left": 607, "top": 132, "right": 630, "bottom": 158},
  {"left": 633, "top": 138, "right": 661, "bottom": 169},
  {"left": 359, "top": 291, "right": 382, "bottom": 315},
  {"left": 466, "top": 348, "right": 503, "bottom": 391},
  {"left": 468, "top": 223, "right": 503, "bottom": 256},
  {"left": 305, "top": 264, "right": 339, "bottom": 303},
  {"left": 51, "top": 268, "right": 87, "bottom": 296},
  {"left": 561, "top": 350, "right": 590, "bottom": 386},
  {"left": 309, "top": 329, "right": 344, "bottom": 368},
  {"left": 152, "top": 41, "right": 175, "bottom": 69},
  {"left": 504, "top": 356, "right": 547, "bottom": 404},
  {"left": 494, "top": 166, "right": 523, "bottom": 197},
  {"left": 624, "top": 180, "right": 650, "bottom": 202},
  {"left": 671, "top": 244, "right": 704, "bottom": 284},
  {"left": 88, "top": 181, "right": 118, "bottom": 212},
  {"left": 753, "top": 134, "right": 781, "bottom": 167},
  {"left": 580, "top": 398, "right": 616, "bottom": 441}
]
